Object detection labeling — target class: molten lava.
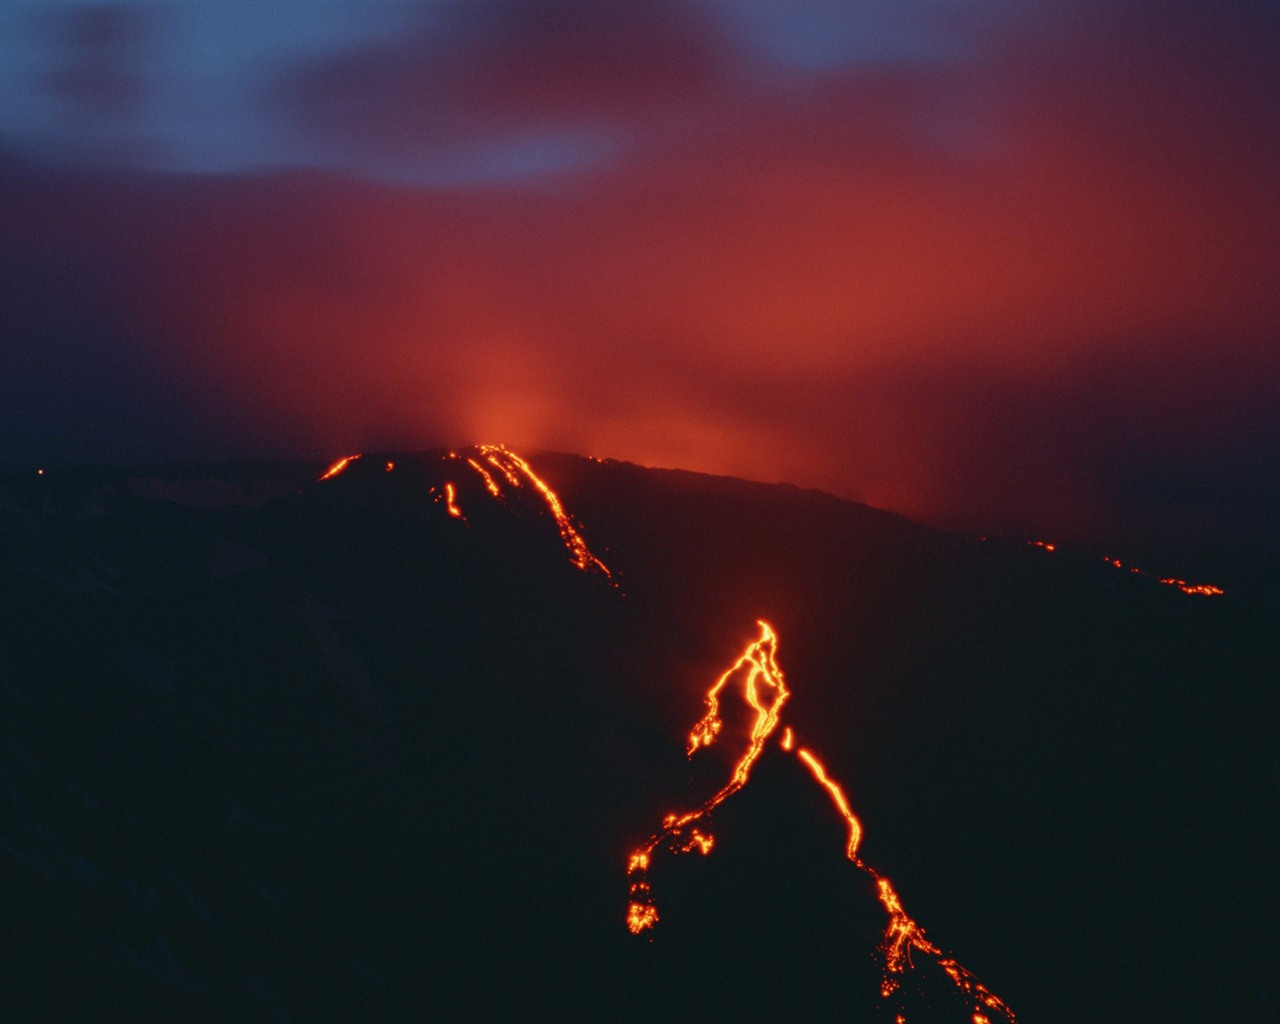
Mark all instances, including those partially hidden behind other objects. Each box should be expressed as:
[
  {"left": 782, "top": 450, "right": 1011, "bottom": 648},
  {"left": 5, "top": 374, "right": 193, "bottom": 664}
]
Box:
[
  {"left": 318, "top": 454, "right": 361, "bottom": 480},
  {"left": 627, "top": 620, "right": 1016, "bottom": 1023},
  {"left": 1028, "top": 540, "right": 1224, "bottom": 596},
  {"left": 315, "top": 445, "right": 1016, "bottom": 1016},
  {"left": 471, "top": 445, "right": 612, "bottom": 578},
  {"left": 1163, "top": 581, "right": 1225, "bottom": 596},
  {"left": 443, "top": 482, "right": 464, "bottom": 519},
  {"left": 316, "top": 446, "right": 611, "bottom": 578}
]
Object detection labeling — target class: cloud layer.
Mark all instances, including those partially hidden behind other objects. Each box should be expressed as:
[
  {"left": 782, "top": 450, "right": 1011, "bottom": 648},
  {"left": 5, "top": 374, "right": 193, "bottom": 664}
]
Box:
[{"left": 2, "top": 1, "right": 1277, "bottom": 554}]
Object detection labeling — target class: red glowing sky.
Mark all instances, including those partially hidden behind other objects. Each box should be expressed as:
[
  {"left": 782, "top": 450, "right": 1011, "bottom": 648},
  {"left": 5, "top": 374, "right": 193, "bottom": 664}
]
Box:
[{"left": 2, "top": 1, "right": 1277, "bottom": 553}]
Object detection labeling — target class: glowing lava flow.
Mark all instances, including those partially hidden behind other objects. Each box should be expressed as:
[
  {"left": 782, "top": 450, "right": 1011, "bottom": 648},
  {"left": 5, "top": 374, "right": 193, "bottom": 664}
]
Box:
[
  {"left": 627, "top": 620, "right": 1016, "bottom": 1024},
  {"left": 314, "top": 446, "right": 610, "bottom": 578},
  {"left": 465, "top": 445, "right": 612, "bottom": 579},
  {"left": 626, "top": 622, "right": 788, "bottom": 933},
  {"left": 318, "top": 454, "right": 361, "bottom": 480},
  {"left": 1025, "top": 539, "right": 1224, "bottom": 596},
  {"left": 1103, "top": 557, "right": 1225, "bottom": 596},
  {"left": 442, "top": 482, "right": 464, "bottom": 519}
]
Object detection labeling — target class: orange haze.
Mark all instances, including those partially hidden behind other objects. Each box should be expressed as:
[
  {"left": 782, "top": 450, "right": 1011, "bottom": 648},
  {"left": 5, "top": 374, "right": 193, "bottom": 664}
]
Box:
[{"left": 2, "top": 3, "right": 1276, "bottom": 553}]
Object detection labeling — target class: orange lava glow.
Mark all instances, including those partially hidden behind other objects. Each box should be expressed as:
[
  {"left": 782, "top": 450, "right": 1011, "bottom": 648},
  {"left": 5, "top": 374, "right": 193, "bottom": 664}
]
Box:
[
  {"left": 318, "top": 454, "right": 361, "bottom": 480},
  {"left": 1157, "top": 577, "right": 1225, "bottom": 596},
  {"left": 316, "top": 446, "right": 610, "bottom": 578},
  {"left": 626, "top": 621, "right": 788, "bottom": 934},
  {"left": 627, "top": 620, "right": 1016, "bottom": 1023},
  {"left": 443, "top": 481, "right": 464, "bottom": 519},
  {"left": 466, "top": 457, "right": 502, "bottom": 498},
  {"left": 1031, "top": 540, "right": 1224, "bottom": 596},
  {"left": 469, "top": 445, "right": 612, "bottom": 579}
]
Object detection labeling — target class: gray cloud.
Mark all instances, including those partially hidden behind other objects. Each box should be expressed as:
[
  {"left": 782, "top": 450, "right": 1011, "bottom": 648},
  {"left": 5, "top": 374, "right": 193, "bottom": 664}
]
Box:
[
  {"left": 39, "top": 4, "right": 153, "bottom": 123},
  {"left": 271, "top": 0, "right": 732, "bottom": 167}
]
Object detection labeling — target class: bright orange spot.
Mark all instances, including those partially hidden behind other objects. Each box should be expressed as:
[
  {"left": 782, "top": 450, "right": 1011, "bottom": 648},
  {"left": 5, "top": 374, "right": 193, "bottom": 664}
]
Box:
[
  {"left": 385, "top": 460, "right": 394, "bottom": 472},
  {"left": 680, "top": 829, "right": 715, "bottom": 855},
  {"left": 625, "top": 620, "right": 1016, "bottom": 1022},
  {"left": 318, "top": 454, "right": 361, "bottom": 480},
  {"left": 627, "top": 902, "right": 659, "bottom": 934}
]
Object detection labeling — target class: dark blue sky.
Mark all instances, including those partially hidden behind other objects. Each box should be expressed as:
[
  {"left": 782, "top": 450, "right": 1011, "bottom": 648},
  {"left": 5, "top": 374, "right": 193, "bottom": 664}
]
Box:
[
  {"left": 0, "top": 1, "right": 994, "bottom": 182},
  {"left": 3, "top": 1, "right": 1278, "bottom": 555}
]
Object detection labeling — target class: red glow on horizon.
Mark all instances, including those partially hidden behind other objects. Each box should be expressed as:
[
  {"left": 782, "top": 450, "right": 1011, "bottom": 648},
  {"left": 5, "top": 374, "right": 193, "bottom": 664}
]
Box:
[{"left": 5, "top": 0, "right": 1276, "bottom": 555}]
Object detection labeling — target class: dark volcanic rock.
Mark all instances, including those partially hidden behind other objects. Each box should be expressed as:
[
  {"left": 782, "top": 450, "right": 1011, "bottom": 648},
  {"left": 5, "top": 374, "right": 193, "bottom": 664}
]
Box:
[{"left": 1, "top": 453, "right": 1275, "bottom": 1022}]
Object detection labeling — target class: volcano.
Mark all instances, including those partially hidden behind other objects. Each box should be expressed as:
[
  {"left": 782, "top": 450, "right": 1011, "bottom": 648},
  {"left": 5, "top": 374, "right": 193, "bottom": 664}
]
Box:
[{"left": 1, "top": 449, "right": 1275, "bottom": 1022}]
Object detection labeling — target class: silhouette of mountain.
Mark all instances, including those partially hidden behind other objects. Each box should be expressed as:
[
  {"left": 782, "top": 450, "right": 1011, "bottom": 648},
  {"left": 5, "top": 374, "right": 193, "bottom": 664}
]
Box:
[{"left": 1, "top": 451, "right": 1274, "bottom": 1022}]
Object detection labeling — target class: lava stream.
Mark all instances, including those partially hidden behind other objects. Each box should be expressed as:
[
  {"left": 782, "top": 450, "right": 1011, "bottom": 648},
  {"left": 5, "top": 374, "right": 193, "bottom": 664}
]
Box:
[
  {"left": 472, "top": 445, "right": 612, "bottom": 578},
  {"left": 1024, "top": 539, "right": 1224, "bottom": 596},
  {"left": 316, "top": 446, "right": 611, "bottom": 578},
  {"left": 318, "top": 454, "right": 361, "bottom": 480},
  {"left": 627, "top": 620, "right": 1015, "bottom": 1023},
  {"left": 442, "top": 482, "right": 464, "bottom": 519}
]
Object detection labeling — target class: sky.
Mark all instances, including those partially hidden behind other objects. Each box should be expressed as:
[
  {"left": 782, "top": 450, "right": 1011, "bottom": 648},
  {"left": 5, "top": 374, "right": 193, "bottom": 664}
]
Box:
[{"left": 2, "top": 0, "right": 1277, "bottom": 555}]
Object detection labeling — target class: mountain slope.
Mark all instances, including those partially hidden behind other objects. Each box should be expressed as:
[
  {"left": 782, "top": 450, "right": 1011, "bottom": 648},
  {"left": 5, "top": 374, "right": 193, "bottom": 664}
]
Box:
[{"left": 1, "top": 451, "right": 1274, "bottom": 1022}]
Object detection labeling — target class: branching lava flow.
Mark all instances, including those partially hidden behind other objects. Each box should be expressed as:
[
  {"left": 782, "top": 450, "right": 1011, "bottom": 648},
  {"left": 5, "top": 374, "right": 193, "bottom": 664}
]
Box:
[
  {"left": 317, "top": 446, "right": 612, "bottom": 579},
  {"left": 317, "top": 447, "right": 1011, "bottom": 1018},
  {"left": 627, "top": 620, "right": 1016, "bottom": 1024}
]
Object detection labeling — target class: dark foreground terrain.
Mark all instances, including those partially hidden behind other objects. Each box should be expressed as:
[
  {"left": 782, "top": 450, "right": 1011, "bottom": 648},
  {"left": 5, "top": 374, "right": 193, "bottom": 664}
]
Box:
[{"left": 1, "top": 451, "right": 1275, "bottom": 1022}]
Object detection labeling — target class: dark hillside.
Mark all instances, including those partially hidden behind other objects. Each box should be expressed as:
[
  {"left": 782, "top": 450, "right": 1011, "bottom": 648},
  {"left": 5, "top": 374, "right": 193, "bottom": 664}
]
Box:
[{"left": 1, "top": 452, "right": 1274, "bottom": 1022}]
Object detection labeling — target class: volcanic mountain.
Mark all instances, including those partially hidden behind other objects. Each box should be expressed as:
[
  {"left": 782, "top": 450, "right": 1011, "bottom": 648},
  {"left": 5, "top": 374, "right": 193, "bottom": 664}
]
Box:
[{"left": 1, "top": 449, "right": 1274, "bottom": 1022}]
